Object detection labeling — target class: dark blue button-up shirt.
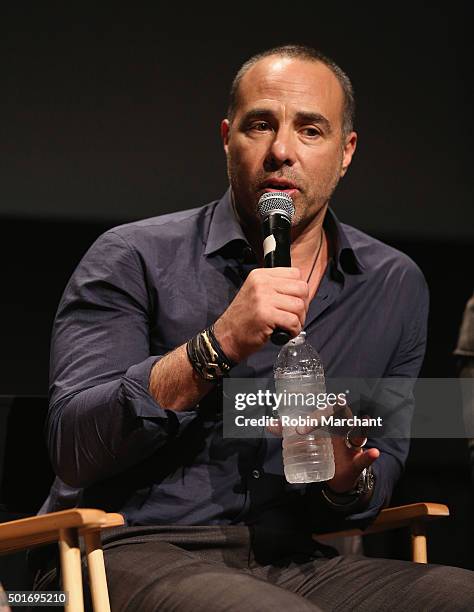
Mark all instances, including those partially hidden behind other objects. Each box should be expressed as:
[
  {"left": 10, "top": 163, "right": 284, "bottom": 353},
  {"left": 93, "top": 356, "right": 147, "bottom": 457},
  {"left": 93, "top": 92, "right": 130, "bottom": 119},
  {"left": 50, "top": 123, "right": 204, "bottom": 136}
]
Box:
[{"left": 41, "top": 189, "right": 429, "bottom": 536}]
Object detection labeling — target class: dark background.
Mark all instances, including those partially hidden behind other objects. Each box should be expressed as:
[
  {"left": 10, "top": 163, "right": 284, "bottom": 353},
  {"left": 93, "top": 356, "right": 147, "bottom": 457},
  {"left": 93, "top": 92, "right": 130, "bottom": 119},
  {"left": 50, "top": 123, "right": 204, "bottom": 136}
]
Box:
[
  {"left": 1, "top": 3, "right": 473, "bottom": 237},
  {"left": 0, "top": 2, "right": 472, "bottom": 577},
  {"left": 1, "top": 2, "right": 472, "bottom": 393}
]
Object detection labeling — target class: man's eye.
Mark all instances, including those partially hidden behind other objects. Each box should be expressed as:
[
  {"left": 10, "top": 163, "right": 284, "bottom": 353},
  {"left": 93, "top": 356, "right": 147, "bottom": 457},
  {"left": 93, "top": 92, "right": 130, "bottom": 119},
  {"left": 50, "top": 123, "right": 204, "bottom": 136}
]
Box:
[
  {"left": 250, "top": 122, "right": 271, "bottom": 132},
  {"left": 301, "top": 127, "right": 321, "bottom": 137}
]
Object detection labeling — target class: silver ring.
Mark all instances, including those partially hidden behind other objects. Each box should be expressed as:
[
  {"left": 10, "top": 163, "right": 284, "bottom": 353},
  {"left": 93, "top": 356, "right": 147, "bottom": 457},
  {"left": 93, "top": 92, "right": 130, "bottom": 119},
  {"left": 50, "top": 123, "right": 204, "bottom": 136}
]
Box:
[{"left": 344, "top": 429, "right": 368, "bottom": 450}]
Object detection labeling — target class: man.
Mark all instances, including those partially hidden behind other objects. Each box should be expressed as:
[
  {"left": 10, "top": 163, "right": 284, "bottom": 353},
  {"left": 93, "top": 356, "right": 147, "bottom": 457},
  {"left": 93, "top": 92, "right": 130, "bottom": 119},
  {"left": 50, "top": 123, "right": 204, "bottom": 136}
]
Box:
[
  {"left": 37, "top": 45, "right": 474, "bottom": 609},
  {"left": 455, "top": 292, "right": 474, "bottom": 484}
]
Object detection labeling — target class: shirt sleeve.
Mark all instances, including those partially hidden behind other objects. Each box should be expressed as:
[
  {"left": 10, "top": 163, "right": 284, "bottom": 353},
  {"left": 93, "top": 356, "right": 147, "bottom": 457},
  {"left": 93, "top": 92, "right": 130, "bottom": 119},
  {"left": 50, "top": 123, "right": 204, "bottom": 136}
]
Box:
[
  {"left": 308, "top": 260, "right": 430, "bottom": 528},
  {"left": 350, "top": 260, "right": 430, "bottom": 523},
  {"left": 46, "top": 229, "right": 198, "bottom": 488}
]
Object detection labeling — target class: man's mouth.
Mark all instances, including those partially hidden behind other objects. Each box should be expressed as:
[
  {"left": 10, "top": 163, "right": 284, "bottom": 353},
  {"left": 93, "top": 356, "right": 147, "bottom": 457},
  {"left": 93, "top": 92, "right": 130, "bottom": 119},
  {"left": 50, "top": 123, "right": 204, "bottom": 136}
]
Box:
[{"left": 260, "top": 179, "right": 300, "bottom": 195}]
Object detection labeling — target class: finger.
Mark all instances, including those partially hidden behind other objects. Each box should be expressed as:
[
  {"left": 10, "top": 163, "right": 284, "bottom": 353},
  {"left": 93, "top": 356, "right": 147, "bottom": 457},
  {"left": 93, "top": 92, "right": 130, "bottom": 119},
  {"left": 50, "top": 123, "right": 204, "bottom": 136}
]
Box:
[
  {"left": 335, "top": 400, "right": 353, "bottom": 418},
  {"left": 274, "top": 279, "right": 309, "bottom": 300},
  {"left": 352, "top": 447, "right": 380, "bottom": 473},
  {"left": 296, "top": 423, "right": 317, "bottom": 435},
  {"left": 271, "top": 311, "right": 302, "bottom": 338},
  {"left": 273, "top": 295, "right": 307, "bottom": 327},
  {"left": 264, "top": 267, "right": 302, "bottom": 279},
  {"left": 266, "top": 419, "right": 283, "bottom": 437},
  {"left": 295, "top": 403, "right": 349, "bottom": 436},
  {"left": 346, "top": 414, "right": 371, "bottom": 443},
  {"left": 294, "top": 409, "right": 324, "bottom": 435},
  {"left": 348, "top": 435, "right": 368, "bottom": 447}
]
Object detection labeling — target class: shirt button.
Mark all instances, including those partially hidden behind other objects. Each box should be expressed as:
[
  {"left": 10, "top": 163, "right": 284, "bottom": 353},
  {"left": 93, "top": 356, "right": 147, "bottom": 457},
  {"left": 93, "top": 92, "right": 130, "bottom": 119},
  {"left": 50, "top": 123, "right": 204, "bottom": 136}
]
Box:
[{"left": 252, "top": 469, "right": 260, "bottom": 479}]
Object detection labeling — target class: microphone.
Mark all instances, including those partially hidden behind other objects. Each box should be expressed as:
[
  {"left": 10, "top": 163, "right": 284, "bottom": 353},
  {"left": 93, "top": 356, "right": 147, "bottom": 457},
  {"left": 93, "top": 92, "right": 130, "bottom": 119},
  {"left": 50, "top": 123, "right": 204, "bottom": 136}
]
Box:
[{"left": 257, "top": 192, "right": 295, "bottom": 345}]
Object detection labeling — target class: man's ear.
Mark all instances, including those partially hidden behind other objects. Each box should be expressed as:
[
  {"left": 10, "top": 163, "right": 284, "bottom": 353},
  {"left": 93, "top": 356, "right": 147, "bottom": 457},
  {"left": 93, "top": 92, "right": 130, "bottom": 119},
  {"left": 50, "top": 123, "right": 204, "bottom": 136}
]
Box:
[
  {"left": 340, "top": 131, "right": 357, "bottom": 177},
  {"left": 221, "top": 119, "right": 231, "bottom": 154}
]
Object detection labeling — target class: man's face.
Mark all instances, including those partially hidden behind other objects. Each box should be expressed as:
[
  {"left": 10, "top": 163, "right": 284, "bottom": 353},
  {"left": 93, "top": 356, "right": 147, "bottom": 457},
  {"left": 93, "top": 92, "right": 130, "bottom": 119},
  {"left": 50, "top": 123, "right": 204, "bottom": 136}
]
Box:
[{"left": 221, "top": 56, "right": 357, "bottom": 228}]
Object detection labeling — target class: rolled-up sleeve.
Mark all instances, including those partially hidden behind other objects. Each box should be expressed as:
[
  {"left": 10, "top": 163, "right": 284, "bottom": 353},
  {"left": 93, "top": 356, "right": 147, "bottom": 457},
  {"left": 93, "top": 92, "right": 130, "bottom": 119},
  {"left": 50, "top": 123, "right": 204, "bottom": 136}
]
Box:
[{"left": 47, "top": 230, "right": 197, "bottom": 488}]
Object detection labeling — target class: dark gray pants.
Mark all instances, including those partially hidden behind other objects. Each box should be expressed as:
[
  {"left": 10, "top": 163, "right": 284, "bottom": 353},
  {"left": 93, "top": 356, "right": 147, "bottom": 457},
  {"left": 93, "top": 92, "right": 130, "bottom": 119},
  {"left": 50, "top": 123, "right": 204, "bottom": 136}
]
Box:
[{"left": 33, "top": 525, "right": 474, "bottom": 611}]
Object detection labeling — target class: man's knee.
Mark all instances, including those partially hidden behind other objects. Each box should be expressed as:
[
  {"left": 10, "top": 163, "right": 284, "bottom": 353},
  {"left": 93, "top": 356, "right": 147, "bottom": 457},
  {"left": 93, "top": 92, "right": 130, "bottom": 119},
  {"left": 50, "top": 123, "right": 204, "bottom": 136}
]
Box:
[
  {"left": 135, "top": 567, "right": 320, "bottom": 612},
  {"left": 104, "top": 542, "right": 320, "bottom": 612}
]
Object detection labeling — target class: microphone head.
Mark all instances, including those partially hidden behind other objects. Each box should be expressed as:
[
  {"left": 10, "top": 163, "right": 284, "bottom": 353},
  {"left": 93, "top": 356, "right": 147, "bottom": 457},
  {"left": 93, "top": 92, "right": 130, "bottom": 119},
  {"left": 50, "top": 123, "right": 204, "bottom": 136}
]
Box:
[{"left": 257, "top": 191, "right": 295, "bottom": 222}]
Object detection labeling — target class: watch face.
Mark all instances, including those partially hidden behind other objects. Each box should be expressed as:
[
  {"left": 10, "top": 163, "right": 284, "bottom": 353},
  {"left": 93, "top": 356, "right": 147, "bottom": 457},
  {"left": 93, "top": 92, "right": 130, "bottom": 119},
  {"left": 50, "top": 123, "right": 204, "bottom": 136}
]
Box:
[
  {"left": 367, "top": 468, "right": 375, "bottom": 489},
  {"left": 357, "top": 466, "right": 375, "bottom": 494}
]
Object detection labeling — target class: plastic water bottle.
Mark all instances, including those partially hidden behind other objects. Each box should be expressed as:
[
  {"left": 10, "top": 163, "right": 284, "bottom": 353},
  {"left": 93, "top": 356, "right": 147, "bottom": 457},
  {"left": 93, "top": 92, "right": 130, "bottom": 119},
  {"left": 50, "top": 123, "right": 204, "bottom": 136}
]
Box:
[{"left": 273, "top": 331, "right": 335, "bottom": 483}]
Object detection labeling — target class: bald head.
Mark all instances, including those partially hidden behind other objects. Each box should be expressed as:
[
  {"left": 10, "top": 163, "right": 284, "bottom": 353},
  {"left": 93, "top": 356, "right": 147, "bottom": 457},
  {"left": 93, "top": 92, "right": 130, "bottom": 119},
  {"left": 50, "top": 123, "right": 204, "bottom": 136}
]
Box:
[
  {"left": 227, "top": 45, "right": 355, "bottom": 137},
  {"left": 220, "top": 48, "right": 358, "bottom": 235}
]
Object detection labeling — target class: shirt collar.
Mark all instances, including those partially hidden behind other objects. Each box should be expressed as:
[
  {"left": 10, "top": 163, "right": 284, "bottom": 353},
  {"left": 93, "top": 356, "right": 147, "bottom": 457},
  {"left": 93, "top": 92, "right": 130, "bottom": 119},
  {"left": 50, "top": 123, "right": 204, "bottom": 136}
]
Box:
[
  {"left": 324, "top": 207, "right": 365, "bottom": 276},
  {"left": 205, "top": 188, "right": 365, "bottom": 276},
  {"left": 204, "top": 188, "right": 247, "bottom": 256}
]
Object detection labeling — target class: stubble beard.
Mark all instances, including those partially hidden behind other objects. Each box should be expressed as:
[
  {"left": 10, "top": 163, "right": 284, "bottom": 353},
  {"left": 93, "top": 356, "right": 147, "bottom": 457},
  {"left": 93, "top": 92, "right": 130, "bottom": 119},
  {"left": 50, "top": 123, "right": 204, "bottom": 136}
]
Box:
[{"left": 227, "top": 153, "right": 343, "bottom": 230}]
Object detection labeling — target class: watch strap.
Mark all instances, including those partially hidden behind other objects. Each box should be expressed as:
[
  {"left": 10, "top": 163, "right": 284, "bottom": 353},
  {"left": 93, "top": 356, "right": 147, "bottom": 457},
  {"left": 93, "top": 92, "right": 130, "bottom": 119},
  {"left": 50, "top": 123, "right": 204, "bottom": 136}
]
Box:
[{"left": 321, "top": 465, "right": 375, "bottom": 512}]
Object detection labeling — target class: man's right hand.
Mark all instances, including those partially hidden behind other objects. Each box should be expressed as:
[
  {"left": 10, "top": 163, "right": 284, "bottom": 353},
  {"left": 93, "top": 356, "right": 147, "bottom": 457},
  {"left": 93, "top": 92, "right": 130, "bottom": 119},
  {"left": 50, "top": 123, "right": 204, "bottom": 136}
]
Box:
[{"left": 213, "top": 267, "right": 309, "bottom": 363}]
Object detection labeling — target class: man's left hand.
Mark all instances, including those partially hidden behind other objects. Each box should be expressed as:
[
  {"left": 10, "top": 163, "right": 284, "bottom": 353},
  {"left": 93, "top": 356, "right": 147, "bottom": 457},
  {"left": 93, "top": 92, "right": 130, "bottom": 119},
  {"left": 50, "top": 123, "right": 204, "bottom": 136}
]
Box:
[
  {"left": 326, "top": 433, "right": 379, "bottom": 493},
  {"left": 267, "top": 402, "right": 380, "bottom": 494}
]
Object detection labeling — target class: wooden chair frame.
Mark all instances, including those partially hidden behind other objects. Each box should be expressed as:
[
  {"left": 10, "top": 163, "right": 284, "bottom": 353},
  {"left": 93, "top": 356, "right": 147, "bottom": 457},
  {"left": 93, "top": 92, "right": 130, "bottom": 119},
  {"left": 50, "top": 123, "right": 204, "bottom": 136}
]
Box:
[
  {"left": 0, "top": 502, "right": 449, "bottom": 611},
  {"left": 0, "top": 509, "right": 124, "bottom": 612},
  {"left": 314, "top": 502, "right": 450, "bottom": 563}
]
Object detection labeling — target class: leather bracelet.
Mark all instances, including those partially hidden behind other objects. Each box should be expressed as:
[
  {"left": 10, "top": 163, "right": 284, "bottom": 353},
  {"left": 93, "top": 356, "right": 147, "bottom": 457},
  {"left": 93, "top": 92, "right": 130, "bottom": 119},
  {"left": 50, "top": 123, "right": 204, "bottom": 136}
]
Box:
[
  {"left": 207, "top": 325, "right": 236, "bottom": 370},
  {"left": 186, "top": 325, "right": 235, "bottom": 382}
]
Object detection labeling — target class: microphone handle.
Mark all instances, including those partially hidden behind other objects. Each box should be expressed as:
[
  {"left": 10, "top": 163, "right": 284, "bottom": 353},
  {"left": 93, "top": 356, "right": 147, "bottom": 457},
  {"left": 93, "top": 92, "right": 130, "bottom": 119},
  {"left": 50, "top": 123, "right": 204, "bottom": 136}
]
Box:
[{"left": 262, "top": 213, "right": 292, "bottom": 345}]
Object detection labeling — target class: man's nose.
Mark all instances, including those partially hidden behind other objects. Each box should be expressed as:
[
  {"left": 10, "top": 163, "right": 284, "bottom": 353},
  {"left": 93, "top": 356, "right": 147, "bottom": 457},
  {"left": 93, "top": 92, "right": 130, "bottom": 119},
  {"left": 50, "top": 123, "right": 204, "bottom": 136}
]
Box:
[{"left": 264, "top": 128, "right": 297, "bottom": 170}]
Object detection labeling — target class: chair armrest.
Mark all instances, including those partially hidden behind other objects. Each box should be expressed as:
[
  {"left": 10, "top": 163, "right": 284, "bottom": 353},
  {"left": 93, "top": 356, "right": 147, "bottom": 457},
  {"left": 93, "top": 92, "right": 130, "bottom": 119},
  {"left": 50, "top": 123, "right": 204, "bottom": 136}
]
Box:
[
  {"left": 79, "top": 512, "right": 125, "bottom": 535},
  {"left": 314, "top": 502, "right": 450, "bottom": 541},
  {"left": 364, "top": 502, "right": 449, "bottom": 533},
  {"left": 100, "top": 513, "right": 125, "bottom": 529},
  {"left": 0, "top": 509, "right": 125, "bottom": 555}
]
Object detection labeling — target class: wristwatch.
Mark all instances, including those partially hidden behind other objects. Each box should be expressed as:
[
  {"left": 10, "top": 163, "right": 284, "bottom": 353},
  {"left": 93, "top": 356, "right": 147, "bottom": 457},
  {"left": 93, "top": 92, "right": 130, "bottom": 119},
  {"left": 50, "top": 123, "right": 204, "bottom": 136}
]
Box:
[
  {"left": 321, "top": 466, "right": 375, "bottom": 511},
  {"left": 353, "top": 466, "right": 375, "bottom": 496}
]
